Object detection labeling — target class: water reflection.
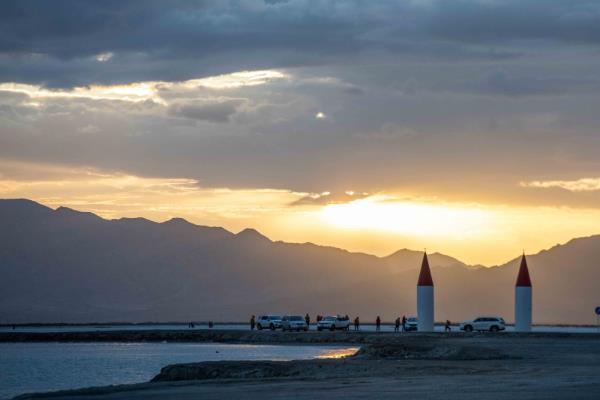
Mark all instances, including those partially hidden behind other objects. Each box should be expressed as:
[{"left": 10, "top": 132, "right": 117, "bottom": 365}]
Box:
[{"left": 317, "top": 347, "right": 359, "bottom": 359}]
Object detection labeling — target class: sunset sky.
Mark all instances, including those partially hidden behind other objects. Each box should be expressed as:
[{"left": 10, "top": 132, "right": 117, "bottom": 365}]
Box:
[{"left": 2, "top": 1, "right": 600, "bottom": 265}]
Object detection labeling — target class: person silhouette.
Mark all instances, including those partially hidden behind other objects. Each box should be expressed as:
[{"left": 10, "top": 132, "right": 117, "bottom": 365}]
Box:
[
  {"left": 376, "top": 316, "right": 381, "bottom": 332},
  {"left": 250, "top": 315, "right": 256, "bottom": 330}
]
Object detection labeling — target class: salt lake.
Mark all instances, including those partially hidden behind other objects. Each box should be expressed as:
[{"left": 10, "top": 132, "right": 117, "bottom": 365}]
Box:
[{"left": 0, "top": 342, "right": 358, "bottom": 399}]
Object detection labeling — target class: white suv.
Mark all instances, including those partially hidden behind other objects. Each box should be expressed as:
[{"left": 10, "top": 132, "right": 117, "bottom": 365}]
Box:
[
  {"left": 317, "top": 315, "right": 350, "bottom": 331},
  {"left": 281, "top": 315, "right": 309, "bottom": 332},
  {"left": 256, "top": 315, "right": 282, "bottom": 330},
  {"left": 405, "top": 316, "right": 418, "bottom": 332},
  {"left": 460, "top": 316, "right": 506, "bottom": 332}
]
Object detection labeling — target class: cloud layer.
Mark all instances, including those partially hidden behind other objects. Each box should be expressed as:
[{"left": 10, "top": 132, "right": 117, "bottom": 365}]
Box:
[
  {"left": 2, "top": 0, "right": 600, "bottom": 212},
  {"left": 521, "top": 177, "right": 600, "bottom": 192},
  {"left": 1, "top": 1, "right": 600, "bottom": 87}
]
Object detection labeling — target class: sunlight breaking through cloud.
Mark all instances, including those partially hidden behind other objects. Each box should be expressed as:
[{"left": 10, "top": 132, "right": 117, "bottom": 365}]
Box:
[
  {"left": 187, "top": 70, "right": 289, "bottom": 89},
  {"left": 94, "top": 52, "right": 114, "bottom": 62},
  {"left": 0, "top": 70, "right": 289, "bottom": 105},
  {"left": 320, "top": 195, "right": 493, "bottom": 238},
  {"left": 520, "top": 177, "right": 600, "bottom": 192}
]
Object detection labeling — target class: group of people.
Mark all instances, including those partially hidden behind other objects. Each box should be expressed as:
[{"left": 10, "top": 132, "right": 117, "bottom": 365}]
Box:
[
  {"left": 249, "top": 314, "right": 452, "bottom": 332},
  {"left": 367, "top": 316, "right": 453, "bottom": 332}
]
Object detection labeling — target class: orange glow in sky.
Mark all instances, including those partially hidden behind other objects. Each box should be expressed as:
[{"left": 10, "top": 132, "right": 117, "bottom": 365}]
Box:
[{"left": 3, "top": 160, "right": 600, "bottom": 266}]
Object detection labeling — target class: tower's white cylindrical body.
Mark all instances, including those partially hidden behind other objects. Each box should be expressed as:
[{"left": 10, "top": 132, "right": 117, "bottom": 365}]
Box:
[
  {"left": 417, "top": 285, "right": 434, "bottom": 332},
  {"left": 515, "top": 286, "right": 532, "bottom": 332}
]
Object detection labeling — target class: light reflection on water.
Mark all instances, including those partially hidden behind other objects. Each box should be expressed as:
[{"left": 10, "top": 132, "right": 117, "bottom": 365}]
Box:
[
  {"left": 0, "top": 342, "right": 359, "bottom": 399},
  {"left": 317, "top": 347, "right": 359, "bottom": 359}
]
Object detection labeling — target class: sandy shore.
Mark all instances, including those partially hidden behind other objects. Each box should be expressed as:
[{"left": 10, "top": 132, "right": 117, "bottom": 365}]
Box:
[{"left": 10, "top": 332, "right": 600, "bottom": 400}]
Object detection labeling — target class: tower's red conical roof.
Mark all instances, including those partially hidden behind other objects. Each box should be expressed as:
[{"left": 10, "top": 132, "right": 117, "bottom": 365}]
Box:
[
  {"left": 417, "top": 252, "right": 434, "bottom": 286},
  {"left": 516, "top": 254, "right": 532, "bottom": 287}
]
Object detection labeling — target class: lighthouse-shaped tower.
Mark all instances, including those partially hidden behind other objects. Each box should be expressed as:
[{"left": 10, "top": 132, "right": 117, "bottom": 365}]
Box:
[
  {"left": 515, "top": 253, "right": 532, "bottom": 332},
  {"left": 417, "top": 252, "right": 434, "bottom": 332}
]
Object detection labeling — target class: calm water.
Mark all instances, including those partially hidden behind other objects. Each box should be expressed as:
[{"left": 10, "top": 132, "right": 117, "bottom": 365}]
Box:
[{"left": 0, "top": 342, "right": 358, "bottom": 399}]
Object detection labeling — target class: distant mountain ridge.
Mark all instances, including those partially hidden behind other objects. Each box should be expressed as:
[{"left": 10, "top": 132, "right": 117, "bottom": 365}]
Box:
[{"left": 0, "top": 199, "right": 598, "bottom": 324}]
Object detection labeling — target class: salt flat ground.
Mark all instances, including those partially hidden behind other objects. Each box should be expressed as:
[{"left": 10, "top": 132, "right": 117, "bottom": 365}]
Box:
[{"left": 12, "top": 333, "right": 600, "bottom": 400}]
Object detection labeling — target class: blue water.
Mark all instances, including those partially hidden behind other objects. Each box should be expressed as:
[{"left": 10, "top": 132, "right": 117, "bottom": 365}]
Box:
[{"left": 0, "top": 342, "right": 358, "bottom": 399}]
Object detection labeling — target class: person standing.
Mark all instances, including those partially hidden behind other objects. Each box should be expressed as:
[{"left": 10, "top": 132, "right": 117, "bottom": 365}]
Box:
[
  {"left": 250, "top": 315, "right": 256, "bottom": 330},
  {"left": 394, "top": 317, "right": 400, "bottom": 332},
  {"left": 402, "top": 315, "right": 407, "bottom": 332},
  {"left": 376, "top": 316, "right": 381, "bottom": 332},
  {"left": 445, "top": 319, "right": 451, "bottom": 332},
  {"left": 354, "top": 316, "right": 360, "bottom": 331},
  {"left": 305, "top": 313, "right": 311, "bottom": 330}
]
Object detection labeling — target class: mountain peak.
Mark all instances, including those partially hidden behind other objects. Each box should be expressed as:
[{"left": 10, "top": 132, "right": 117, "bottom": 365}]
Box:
[
  {"left": 236, "top": 228, "right": 271, "bottom": 242},
  {"left": 54, "top": 206, "right": 102, "bottom": 220},
  {"left": 55, "top": 206, "right": 79, "bottom": 214},
  {"left": 0, "top": 198, "right": 53, "bottom": 214},
  {"left": 163, "top": 217, "right": 194, "bottom": 226},
  {"left": 387, "top": 248, "right": 422, "bottom": 257}
]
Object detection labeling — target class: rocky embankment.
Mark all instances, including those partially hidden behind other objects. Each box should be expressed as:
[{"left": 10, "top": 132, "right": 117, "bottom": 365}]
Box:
[
  {"left": 1, "top": 329, "right": 393, "bottom": 343},
  {"left": 150, "top": 335, "right": 517, "bottom": 382},
  {"left": 2, "top": 328, "right": 596, "bottom": 344}
]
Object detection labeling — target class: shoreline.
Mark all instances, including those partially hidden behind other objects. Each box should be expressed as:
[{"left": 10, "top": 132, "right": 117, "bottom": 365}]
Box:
[
  {"left": 3, "top": 329, "right": 600, "bottom": 344},
  {"left": 10, "top": 333, "right": 600, "bottom": 400}
]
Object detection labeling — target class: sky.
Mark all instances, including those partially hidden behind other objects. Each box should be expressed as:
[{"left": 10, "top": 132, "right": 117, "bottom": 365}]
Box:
[{"left": 2, "top": 0, "right": 600, "bottom": 265}]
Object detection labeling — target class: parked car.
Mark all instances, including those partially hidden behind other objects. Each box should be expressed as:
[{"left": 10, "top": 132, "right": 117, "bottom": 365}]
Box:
[
  {"left": 281, "top": 315, "right": 309, "bottom": 331},
  {"left": 460, "top": 316, "right": 506, "bottom": 332},
  {"left": 317, "top": 315, "right": 350, "bottom": 331},
  {"left": 405, "top": 316, "right": 418, "bottom": 331},
  {"left": 256, "top": 315, "right": 282, "bottom": 330}
]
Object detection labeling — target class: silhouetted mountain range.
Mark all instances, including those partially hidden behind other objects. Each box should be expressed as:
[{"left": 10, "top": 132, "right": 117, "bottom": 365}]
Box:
[{"left": 0, "top": 199, "right": 598, "bottom": 324}]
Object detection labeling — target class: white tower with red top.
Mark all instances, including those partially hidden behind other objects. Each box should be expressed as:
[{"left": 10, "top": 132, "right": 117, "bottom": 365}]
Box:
[
  {"left": 417, "top": 252, "right": 434, "bottom": 332},
  {"left": 515, "top": 253, "right": 532, "bottom": 332}
]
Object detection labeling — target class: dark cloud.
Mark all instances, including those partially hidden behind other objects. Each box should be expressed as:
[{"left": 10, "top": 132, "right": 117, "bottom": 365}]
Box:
[
  {"left": 2, "top": 1, "right": 600, "bottom": 87},
  {"left": 2, "top": 0, "right": 600, "bottom": 210},
  {"left": 427, "top": 0, "right": 600, "bottom": 45},
  {"left": 449, "top": 71, "right": 600, "bottom": 97},
  {"left": 168, "top": 99, "right": 245, "bottom": 123}
]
